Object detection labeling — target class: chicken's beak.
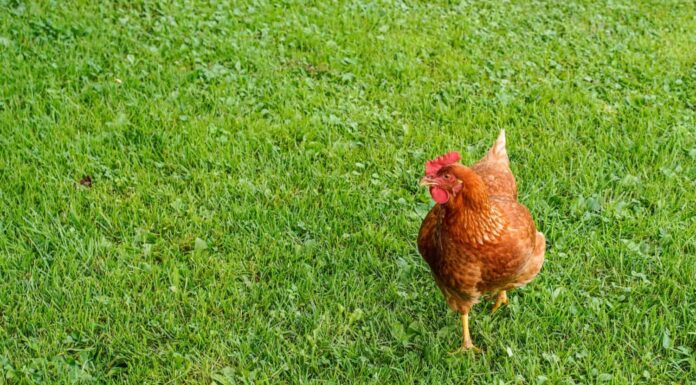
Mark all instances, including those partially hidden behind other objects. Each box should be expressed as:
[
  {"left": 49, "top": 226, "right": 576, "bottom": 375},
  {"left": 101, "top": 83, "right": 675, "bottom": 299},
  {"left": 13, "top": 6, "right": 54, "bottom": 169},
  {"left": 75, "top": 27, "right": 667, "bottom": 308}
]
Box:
[{"left": 419, "top": 176, "right": 437, "bottom": 187}]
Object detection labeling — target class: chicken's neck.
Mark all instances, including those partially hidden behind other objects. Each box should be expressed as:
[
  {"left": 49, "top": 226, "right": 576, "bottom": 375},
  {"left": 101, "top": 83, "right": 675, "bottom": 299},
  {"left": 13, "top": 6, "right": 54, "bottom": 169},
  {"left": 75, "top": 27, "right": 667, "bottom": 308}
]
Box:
[{"left": 439, "top": 182, "right": 505, "bottom": 246}]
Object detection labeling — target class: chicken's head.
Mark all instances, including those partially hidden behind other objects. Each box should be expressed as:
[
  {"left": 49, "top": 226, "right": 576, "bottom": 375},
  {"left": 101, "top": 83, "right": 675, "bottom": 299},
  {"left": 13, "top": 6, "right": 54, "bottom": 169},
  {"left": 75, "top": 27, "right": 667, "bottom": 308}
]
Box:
[{"left": 420, "top": 151, "right": 463, "bottom": 204}]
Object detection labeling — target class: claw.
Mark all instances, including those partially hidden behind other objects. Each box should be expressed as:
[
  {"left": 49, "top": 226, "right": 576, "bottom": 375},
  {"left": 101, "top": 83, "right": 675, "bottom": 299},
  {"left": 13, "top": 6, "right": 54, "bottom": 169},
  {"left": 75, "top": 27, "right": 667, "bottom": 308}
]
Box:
[
  {"left": 449, "top": 344, "right": 482, "bottom": 354},
  {"left": 491, "top": 291, "right": 509, "bottom": 314}
]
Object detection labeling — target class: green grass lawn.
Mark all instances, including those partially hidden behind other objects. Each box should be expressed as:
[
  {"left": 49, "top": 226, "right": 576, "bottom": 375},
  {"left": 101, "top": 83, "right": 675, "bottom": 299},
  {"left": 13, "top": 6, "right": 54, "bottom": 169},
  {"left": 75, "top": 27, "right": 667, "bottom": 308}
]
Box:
[{"left": 1, "top": 0, "right": 695, "bottom": 383}]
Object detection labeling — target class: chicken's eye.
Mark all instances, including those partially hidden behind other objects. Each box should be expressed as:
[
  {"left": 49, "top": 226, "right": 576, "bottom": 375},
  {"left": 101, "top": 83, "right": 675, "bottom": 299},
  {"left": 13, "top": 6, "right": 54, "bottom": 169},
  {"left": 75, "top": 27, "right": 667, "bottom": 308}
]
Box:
[{"left": 443, "top": 174, "right": 452, "bottom": 180}]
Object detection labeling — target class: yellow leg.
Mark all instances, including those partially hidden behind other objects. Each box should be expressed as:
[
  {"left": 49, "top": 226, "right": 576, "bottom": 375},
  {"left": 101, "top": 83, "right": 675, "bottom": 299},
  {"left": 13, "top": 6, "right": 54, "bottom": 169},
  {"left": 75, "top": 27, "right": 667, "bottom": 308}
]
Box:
[
  {"left": 491, "top": 290, "right": 509, "bottom": 314},
  {"left": 449, "top": 313, "right": 480, "bottom": 353}
]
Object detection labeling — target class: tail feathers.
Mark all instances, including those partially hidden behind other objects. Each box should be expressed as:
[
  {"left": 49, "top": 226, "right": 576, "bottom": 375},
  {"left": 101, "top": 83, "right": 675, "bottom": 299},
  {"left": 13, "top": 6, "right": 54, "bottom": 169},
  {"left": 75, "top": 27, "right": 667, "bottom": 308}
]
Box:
[{"left": 486, "top": 129, "right": 508, "bottom": 161}]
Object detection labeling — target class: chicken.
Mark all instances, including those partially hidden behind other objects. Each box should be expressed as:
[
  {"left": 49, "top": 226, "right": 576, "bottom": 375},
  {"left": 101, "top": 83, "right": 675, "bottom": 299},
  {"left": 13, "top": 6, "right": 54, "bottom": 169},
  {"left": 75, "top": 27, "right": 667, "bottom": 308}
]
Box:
[{"left": 417, "top": 130, "right": 545, "bottom": 352}]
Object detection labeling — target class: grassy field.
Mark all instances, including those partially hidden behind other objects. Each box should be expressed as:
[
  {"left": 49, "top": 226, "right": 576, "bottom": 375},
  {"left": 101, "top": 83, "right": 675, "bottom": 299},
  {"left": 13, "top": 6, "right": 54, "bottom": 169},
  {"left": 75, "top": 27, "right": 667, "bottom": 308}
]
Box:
[{"left": 1, "top": 0, "right": 695, "bottom": 383}]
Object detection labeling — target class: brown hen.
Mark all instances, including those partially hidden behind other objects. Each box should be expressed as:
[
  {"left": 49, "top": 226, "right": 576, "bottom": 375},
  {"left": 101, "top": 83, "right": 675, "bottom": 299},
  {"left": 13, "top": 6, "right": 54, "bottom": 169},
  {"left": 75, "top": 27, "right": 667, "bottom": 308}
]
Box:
[{"left": 417, "top": 130, "right": 545, "bottom": 352}]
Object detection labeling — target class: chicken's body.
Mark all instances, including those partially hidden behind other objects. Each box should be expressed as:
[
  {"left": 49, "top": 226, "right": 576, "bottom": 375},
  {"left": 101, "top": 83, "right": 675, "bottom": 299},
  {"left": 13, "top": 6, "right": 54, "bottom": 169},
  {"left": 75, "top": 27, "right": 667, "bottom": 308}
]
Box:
[{"left": 417, "top": 131, "right": 545, "bottom": 351}]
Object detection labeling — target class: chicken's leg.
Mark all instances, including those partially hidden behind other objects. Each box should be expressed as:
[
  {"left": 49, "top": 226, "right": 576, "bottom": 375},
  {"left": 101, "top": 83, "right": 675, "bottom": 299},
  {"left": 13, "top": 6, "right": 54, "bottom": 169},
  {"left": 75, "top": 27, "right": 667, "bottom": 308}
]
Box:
[
  {"left": 491, "top": 290, "right": 509, "bottom": 314},
  {"left": 449, "top": 312, "right": 480, "bottom": 353}
]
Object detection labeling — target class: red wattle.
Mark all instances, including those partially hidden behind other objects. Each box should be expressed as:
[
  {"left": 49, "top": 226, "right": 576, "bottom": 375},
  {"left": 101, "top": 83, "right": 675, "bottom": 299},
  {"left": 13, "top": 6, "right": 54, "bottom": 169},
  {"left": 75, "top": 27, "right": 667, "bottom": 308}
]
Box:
[{"left": 429, "top": 187, "right": 449, "bottom": 204}]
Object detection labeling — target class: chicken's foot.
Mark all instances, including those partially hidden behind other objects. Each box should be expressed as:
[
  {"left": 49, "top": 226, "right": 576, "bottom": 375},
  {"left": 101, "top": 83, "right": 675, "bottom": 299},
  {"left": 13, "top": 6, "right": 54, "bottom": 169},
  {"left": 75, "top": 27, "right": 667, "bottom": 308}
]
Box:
[
  {"left": 491, "top": 290, "right": 509, "bottom": 314},
  {"left": 449, "top": 313, "right": 480, "bottom": 354}
]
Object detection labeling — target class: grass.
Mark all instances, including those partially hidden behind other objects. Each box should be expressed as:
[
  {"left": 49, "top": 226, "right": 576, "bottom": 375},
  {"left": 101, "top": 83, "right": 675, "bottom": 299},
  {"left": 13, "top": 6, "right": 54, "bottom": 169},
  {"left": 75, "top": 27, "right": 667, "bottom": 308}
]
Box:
[{"left": 1, "top": 0, "right": 695, "bottom": 383}]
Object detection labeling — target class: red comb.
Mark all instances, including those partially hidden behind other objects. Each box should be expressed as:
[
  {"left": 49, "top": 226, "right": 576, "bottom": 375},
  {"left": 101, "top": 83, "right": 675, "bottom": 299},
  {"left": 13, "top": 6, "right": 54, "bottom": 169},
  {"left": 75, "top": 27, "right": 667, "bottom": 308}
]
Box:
[{"left": 425, "top": 151, "right": 461, "bottom": 176}]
